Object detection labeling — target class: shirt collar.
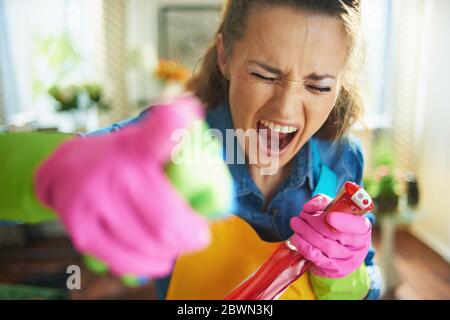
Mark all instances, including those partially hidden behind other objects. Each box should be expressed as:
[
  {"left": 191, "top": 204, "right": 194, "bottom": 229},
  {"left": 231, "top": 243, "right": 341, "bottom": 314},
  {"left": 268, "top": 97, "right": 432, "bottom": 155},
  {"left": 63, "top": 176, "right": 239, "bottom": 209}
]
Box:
[{"left": 206, "top": 102, "right": 317, "bottom": 197}]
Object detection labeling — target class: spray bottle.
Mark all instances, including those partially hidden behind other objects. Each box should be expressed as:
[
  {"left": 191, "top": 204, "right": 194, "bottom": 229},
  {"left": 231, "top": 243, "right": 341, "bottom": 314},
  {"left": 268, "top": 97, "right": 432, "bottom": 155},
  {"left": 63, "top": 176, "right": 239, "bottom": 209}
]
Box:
[{"left": 224, "top": 181, "right": 374, "bottom": 300}]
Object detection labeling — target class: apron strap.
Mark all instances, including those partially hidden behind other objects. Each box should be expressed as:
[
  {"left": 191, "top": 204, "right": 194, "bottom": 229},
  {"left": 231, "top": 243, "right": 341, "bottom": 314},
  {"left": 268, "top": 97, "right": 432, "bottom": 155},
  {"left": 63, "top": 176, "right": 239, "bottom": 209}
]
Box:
[{"left": 310, "top": 138, "right": 338, "bottom": 198}]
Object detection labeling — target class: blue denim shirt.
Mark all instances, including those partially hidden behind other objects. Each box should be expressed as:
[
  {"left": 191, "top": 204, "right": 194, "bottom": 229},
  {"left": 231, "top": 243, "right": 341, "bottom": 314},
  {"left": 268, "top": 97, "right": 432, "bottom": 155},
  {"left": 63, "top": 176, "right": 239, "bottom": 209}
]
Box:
[
  {"left": 206, "top": 103, "right": 368, "bottom": 241},
  {"left": 87, "top": 102, "right": 381, "bottom": 300}
]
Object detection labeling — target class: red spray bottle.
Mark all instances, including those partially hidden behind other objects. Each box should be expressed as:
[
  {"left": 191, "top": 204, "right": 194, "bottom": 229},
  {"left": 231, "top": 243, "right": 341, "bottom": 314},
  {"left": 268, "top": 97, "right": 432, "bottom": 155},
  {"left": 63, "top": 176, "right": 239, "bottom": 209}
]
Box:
[{"left": 224, "top": 181, "right": 374, "bottom": 300}]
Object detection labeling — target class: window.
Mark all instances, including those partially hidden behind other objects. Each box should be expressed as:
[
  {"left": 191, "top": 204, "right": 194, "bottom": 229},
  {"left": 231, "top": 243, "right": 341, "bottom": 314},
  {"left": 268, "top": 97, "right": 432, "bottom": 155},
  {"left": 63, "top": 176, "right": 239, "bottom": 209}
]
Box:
[
  {"left": 0, "top": 0, "right": 397, "bottom": 130},
  {"left": 0, "top": 0, "right": 99, "bottom": 128},
  {"left": 360, "top": 0, "right": 393, "bottom": 128}
]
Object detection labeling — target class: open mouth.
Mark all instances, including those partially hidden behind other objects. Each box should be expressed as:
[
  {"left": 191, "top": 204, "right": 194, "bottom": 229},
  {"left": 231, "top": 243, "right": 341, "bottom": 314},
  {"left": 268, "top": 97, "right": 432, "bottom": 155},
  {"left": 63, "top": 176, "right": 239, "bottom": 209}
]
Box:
[{"left": 256, "top": 119, "right": 298, "bottom": 156}]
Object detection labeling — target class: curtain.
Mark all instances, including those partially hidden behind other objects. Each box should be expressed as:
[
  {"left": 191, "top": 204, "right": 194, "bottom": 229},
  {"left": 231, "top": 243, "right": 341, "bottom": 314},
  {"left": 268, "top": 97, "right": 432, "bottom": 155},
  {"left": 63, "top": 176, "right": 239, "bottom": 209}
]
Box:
[
  {"left": 0, "top": 38, "right": 4, "bottom": 127},
  {"left": 388, "top": 0, "right": 431, "bottom": 180},
  {"left": 0, "top": 0, "right": 21, "bottom": 126},
  {"left": 0, "top": 0, "right": 6, "bottom": 126},
  {"left": 98, "top": 0, "right": 130, "bottom": 125}
]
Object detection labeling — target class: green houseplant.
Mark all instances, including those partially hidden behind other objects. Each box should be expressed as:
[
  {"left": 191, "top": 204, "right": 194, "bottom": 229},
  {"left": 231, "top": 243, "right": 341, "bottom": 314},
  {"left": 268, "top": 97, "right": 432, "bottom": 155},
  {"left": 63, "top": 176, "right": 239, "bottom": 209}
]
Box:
[
  {"left": 48, "top": 82, "right": 110, "bottom": 131},
  {"left": 364, "top": 133, "right": 400, "bottom": 215}
]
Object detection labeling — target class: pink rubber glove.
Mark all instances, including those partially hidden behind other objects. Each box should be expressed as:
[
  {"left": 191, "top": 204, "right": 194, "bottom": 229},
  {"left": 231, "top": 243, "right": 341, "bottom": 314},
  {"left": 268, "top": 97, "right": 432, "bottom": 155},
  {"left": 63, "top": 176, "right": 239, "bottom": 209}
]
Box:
[
  {"left": 35, "top": 95, "right": 210, "bottom": 278},
  {"left": 290, "top": 194, "right": 372, "bottom": 278}
]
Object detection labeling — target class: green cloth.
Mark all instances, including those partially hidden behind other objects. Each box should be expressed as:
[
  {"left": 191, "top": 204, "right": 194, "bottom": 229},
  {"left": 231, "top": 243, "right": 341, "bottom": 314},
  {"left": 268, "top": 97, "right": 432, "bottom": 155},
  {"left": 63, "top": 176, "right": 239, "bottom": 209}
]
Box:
[
  {"left": 309, "top": 263, "right": 370, "bottom": 300},
  {"left": 0, "top": 132, "right": 72, "bottom": 223}
]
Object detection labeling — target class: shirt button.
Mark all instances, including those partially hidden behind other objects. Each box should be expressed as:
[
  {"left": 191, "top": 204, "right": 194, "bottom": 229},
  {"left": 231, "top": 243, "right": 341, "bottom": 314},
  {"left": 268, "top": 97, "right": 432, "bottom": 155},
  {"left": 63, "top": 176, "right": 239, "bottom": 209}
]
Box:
[{"left": 271, "top": 208, "right": 279, "bottom": 216}]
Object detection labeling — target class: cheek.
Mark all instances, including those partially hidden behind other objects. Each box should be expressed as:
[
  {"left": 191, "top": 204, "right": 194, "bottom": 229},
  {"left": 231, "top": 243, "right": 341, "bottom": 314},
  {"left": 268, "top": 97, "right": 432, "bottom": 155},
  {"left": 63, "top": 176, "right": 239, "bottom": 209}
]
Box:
[
  {"left": 228, "top": 73, "right": 273, "bottom": 128},
  {"left": 304, "top": 94, "right": 337, "bottom": 131}
]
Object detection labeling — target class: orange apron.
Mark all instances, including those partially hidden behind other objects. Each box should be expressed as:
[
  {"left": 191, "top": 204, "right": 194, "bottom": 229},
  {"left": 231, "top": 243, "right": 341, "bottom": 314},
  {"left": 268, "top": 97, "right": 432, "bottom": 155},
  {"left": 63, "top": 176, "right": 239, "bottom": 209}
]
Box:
[
  {"left": 166, "top": 215, "right": 316, "bottom": 300},
  {"left": 166, "top": 139, "right": 338, "bottom": 300}
]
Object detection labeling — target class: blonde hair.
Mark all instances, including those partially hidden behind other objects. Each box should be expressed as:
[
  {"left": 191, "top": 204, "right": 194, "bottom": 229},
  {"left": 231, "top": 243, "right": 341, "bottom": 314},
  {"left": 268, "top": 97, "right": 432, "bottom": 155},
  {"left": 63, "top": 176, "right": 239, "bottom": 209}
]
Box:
[{"left": 187, "top": 0, "right": 365, "bottom": 140}]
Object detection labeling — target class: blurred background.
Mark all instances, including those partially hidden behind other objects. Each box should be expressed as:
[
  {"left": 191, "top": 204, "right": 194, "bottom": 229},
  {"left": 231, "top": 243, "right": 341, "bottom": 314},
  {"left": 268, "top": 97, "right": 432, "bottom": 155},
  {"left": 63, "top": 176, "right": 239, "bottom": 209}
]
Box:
[{"left": 0, "top": 0, "right": 449, "bottom": 300}]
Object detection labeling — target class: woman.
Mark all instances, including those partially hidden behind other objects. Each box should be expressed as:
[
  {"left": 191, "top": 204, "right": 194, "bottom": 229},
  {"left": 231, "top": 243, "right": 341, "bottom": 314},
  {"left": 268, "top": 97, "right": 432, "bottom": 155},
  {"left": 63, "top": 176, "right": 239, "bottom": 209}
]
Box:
[{"left": 0, "top": 0, "right": 381, "bottom": 299}]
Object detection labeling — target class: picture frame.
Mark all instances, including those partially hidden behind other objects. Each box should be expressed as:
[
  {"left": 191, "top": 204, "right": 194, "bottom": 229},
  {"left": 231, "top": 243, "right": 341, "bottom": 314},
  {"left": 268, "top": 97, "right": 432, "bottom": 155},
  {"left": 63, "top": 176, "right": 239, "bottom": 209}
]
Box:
[{"left": 158, "top": 4, "right": 222, "bottom": 70}]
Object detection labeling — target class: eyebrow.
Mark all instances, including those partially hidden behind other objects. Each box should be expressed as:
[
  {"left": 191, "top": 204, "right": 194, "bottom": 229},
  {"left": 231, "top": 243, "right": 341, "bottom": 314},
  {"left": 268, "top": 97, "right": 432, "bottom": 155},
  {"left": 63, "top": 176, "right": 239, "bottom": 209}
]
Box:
[
  {"left": 248, "top": 60, "right": 336, "bottom": 81},
  {"left": 249, "top": 60, "right": 282, "bottom": 75},
  {"left": 306, "top": 73, "right": 336, "bottom": 81}
]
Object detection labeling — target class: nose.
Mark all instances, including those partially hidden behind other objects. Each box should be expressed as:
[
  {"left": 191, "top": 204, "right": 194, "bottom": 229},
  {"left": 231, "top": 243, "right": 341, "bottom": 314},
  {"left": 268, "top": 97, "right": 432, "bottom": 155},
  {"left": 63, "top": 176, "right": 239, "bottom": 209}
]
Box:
[{"left": 273, "top": 80, "right": 305, "bottom": 121}]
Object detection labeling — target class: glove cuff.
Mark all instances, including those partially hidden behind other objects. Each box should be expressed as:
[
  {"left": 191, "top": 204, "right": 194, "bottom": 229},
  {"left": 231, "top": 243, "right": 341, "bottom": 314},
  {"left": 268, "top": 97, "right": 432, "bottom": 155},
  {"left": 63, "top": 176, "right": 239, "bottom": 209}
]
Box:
[{"left": 309, "top": 263, "right": 370, "bottom": 300}]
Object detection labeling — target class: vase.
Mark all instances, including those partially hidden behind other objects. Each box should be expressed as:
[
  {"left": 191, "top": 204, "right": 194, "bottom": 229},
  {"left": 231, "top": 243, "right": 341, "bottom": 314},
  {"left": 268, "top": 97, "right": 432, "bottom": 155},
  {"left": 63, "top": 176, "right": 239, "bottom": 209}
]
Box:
[
  {"left": 375, "top": 196, "right": 399, "bottom": 214},
  {"left": 161, "top": 82, "right": 184, "bottom": 99},
  {"left": 57, "top": 110, "right": 89, "bottom": 133},
  {"left": 71, "top": 109, "right": 88, "bottom": 132}
]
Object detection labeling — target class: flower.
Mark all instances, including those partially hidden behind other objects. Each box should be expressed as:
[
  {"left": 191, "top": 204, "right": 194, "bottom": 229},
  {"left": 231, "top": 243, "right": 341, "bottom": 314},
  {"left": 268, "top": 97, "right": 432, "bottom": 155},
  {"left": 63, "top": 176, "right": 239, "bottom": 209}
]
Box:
[
  {"left": 375, "top": 165, "right": 391, "bottom": 179},
  {"left": 155, "top": 59, "right": 191, "bottom": 83}
]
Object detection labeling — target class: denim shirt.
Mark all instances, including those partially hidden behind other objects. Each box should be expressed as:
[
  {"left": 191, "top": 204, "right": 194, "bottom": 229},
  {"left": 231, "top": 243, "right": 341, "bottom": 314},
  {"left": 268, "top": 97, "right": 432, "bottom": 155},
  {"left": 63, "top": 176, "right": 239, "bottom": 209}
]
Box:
[
  {"left": 206, "top": 103, "right": 370, "bottom": 242},
  {"left": 87, "top": 102, "right": 381, "bottom": 300}
]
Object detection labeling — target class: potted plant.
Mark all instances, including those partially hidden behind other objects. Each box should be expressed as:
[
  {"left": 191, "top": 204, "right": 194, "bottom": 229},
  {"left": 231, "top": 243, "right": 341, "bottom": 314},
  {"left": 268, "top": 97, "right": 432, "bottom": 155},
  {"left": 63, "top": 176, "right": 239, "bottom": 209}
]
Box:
[
  {"left": 364, "top": 133, "right": 401, "bottom": 216},
  {"left": 48, "top": 82, "right": 110, "bottom": 131},
  {"left": 363, "top": 132, "right": 405, "bottom": 293},
  {"left": 365, "top": 165, "right": 400, "bottom": 215}
]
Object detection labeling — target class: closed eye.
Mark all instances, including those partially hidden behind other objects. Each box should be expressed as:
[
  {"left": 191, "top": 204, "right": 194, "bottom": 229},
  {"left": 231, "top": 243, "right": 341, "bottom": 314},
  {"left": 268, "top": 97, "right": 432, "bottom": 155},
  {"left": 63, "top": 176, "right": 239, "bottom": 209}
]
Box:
[
  {"left": 307, "top": 85, "right": 331, "bottom": 93},
  {"left": 251, "top": 72, "right": 277, "bottom": 83},
  {"left": 252, "top": 72, "right": 332, "bottom": 93}
]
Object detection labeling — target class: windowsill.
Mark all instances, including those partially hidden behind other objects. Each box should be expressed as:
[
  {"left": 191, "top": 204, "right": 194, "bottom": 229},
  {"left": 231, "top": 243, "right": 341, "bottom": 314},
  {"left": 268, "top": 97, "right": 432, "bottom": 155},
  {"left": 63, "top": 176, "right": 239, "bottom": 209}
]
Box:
[{"left": 5, "top": 109, "right": 100, "bottom": 133}]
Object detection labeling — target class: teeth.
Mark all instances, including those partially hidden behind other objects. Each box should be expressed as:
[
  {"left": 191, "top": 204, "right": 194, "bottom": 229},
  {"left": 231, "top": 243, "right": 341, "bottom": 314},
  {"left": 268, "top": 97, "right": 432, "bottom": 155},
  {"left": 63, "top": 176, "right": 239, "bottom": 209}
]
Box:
[
  {"left": 280, "top": 126, "right": 290, "bottom": 134},
  {"left": 260, "top": 119, "right": 298, "bottom": 134}
]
